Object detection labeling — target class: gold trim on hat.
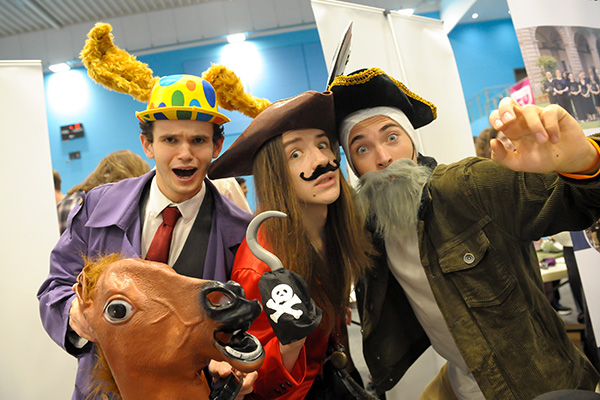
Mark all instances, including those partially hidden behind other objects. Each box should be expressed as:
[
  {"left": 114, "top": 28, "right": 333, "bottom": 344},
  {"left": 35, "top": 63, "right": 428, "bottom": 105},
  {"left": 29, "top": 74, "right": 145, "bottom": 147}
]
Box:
[{"left": 328, "top": 67, "right": 437, "bottom": 119}]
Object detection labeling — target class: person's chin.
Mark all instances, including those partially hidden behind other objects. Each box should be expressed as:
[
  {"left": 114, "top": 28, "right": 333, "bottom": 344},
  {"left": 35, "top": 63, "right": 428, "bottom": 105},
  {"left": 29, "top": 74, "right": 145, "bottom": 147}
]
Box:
[{"left": 173, "top": 179, "right": 204, "bottom": 200}]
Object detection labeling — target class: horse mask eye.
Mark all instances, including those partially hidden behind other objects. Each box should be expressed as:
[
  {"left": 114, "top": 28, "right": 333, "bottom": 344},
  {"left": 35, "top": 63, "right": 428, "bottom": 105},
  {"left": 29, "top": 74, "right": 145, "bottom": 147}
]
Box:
[{"left": 104, "top": 299, "right": 134, "bottom": 323}]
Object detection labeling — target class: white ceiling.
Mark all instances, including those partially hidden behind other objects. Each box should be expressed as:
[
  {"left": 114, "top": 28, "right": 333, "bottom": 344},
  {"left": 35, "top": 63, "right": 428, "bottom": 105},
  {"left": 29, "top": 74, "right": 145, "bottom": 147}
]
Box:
[{"left": 0, "top": 0, "right": 509, "bottom": 67}]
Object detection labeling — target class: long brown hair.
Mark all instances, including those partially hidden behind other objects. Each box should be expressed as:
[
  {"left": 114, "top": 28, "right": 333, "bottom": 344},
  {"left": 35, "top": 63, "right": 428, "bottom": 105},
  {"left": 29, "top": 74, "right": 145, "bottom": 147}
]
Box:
[
  {"left": 67, "top": 150, "right": 150, "bottom": 195},
  {"left": 253, "top": 136, "right": 373, "bottom": 333}
]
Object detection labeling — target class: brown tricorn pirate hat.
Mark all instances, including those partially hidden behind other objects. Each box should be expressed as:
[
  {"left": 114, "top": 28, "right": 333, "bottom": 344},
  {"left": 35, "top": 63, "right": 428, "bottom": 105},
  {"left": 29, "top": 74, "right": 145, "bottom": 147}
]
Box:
[{"left": 208, "top": 90, "right": 336, "bottom": 179}]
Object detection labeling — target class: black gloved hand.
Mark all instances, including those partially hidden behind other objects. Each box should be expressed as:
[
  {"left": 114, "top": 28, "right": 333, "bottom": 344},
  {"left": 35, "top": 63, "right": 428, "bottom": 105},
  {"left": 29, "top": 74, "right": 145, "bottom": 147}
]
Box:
[{"left": 258, "top": 269, "right": 322, "bottom": 345}]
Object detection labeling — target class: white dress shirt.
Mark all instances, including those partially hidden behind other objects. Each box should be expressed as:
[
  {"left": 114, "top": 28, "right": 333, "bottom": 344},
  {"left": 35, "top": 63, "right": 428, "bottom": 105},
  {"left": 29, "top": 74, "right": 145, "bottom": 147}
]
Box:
[{"left": 141, "top": 176, "right": 205, "bottom": 266}]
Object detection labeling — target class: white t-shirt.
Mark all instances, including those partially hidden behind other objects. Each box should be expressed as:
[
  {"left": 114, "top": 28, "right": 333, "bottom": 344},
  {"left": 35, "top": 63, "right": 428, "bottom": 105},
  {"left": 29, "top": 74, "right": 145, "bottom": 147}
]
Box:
[{"left": 385, "top": 231, "right": 485, "bottom": 400}]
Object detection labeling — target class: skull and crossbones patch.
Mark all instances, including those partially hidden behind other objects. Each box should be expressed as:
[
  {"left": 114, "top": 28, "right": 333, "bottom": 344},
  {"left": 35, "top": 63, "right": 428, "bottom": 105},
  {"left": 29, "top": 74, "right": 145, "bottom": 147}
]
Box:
[
  {"left": 265, "top": 284, "right": 303, "bottom": 323},
  {"left": 258, "top": 269, "right": 323, "bottom": 344}
]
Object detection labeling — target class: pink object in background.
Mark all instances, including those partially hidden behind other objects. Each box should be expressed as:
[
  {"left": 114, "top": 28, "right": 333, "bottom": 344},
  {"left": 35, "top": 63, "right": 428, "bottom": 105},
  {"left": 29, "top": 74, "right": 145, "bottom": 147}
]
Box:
[{"left": 510, "top": 78, "right": 535, "bottom": 106}]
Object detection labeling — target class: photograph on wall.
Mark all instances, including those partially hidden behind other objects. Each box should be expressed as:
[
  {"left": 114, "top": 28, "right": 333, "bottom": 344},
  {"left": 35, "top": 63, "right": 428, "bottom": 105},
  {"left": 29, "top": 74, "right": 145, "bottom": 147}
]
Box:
[{"left": 507, "top": 0, "right": 600, "bottom": 131}]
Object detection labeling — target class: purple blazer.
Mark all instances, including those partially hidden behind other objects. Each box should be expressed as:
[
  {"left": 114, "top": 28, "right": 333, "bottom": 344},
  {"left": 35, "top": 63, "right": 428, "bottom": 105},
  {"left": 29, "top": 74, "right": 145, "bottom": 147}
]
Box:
[{"left": 37, "top": 171, "right": 251, "bottom": 399}]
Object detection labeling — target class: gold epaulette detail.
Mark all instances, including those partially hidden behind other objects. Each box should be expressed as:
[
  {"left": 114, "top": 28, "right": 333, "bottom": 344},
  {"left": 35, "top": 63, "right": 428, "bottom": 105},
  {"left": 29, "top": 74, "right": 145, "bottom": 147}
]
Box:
[{"left": 329, "top": 67, "right": 437, "bottom": 119}]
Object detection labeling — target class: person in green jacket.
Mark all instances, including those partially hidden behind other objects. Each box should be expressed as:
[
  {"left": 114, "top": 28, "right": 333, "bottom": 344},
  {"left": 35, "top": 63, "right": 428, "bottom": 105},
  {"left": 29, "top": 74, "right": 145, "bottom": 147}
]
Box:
[{"left": 328, "top": 67, "right": 600, "bottom": 400}]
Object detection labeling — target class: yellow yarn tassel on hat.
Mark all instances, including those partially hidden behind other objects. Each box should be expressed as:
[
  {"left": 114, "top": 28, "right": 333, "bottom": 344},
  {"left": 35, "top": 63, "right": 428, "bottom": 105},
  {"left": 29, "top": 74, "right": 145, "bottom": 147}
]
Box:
[
  {"left": 81, "top": 23, "right": 270, "bottom": 120},
  {"left": 202, "top": 64, "right": 271, "bottom": 118},
  {"left": 80, "top": 22, "right": 158, "bottom": 103}
]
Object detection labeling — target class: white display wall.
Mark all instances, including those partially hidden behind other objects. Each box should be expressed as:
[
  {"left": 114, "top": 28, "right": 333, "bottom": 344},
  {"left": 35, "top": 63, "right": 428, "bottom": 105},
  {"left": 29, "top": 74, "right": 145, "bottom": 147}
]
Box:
[{"left": 0, "top": 61, "right": 76, "bottom": 399}]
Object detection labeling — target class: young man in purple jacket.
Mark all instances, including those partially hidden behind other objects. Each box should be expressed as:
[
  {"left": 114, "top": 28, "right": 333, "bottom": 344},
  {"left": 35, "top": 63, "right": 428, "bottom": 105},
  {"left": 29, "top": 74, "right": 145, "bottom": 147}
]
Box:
[{"left": 37, "top": 73, "right": 253, "bottom": 399}]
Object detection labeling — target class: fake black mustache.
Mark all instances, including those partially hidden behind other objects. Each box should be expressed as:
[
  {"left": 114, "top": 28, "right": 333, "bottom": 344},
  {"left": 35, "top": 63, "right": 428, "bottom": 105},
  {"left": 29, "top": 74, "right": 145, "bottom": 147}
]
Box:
[{"left": 300, "top": 159, "right": 340, "bottom": 181}]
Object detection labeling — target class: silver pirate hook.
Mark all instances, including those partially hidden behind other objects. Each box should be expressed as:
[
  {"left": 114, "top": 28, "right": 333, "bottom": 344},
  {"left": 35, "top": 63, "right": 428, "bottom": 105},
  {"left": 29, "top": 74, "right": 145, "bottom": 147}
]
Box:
[
  {"left": 250, "top": 210, "right": 323, "bottom": 345},
  {"left": 246, "top": 211, "right": 287, "bottom": 271}
]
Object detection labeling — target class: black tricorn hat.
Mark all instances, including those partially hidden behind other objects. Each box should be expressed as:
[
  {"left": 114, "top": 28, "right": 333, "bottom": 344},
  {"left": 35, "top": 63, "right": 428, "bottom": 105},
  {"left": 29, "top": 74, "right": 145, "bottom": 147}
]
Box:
[
  {"left": 328, "top": 68, "right": 437, "bottom": 131},
  {"left": 208, "top": 90, "right": 336, "bottom": 179}
]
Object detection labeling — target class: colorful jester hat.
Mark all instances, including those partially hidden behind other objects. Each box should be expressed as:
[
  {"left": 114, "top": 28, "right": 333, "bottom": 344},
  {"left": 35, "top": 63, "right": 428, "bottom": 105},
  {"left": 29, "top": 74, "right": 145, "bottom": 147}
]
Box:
[{"left": 80, "top": 22, "right": 230, "bottom": 125}]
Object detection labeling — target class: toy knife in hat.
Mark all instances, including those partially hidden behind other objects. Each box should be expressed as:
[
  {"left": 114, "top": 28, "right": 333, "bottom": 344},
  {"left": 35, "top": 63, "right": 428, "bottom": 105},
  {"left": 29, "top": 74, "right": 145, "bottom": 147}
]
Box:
[{"left": 326, "top": 21, "right": 353, "bottom": 88}]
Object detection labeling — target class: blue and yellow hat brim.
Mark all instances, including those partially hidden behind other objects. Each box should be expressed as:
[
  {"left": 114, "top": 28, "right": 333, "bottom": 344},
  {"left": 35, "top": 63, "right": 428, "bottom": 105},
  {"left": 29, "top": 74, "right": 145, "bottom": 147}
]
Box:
[{"left": 136, "top": 106, "right": 230, "bottom": 125}]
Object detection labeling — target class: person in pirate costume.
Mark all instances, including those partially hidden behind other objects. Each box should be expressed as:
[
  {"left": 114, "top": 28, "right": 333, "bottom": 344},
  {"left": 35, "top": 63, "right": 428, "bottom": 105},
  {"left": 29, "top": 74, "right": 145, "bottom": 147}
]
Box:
[
  {"left": 328, "top": 67, "right": 600, "bottom": 399},
  {"left": 37, "top": 23, "right": 256, "bottom": 399},
  {"left": 205, "top": 65, "right": 374, "bottom": 399}
]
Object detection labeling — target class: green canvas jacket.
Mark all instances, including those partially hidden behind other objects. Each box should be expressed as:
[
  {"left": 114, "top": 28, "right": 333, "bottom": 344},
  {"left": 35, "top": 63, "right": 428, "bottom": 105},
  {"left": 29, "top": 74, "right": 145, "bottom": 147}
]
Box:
[{"left": 361, "top": 142, "right": 600, "bottom": 399}]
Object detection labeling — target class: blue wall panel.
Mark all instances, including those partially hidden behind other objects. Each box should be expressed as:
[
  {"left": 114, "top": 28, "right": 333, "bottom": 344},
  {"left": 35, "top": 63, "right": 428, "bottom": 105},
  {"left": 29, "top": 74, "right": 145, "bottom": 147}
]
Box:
[
  {"left": 46, "top": 68, "right": 147, "bottom": 192},
  {"left": 448, "top": 18, "right": 524, "bottom": 102}
]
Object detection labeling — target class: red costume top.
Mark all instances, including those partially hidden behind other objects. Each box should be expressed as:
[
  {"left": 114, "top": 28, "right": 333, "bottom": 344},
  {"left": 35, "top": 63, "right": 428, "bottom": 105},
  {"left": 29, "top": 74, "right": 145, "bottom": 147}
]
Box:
[{"left": 231, "top": 236, "right": 330, "bottom": 400}]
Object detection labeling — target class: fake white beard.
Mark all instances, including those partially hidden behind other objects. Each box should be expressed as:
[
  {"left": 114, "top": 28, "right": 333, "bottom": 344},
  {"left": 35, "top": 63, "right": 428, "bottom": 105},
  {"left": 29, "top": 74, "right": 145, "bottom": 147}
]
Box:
[{"left": 356, "top": 159, "right": 433, "bottom": 240}]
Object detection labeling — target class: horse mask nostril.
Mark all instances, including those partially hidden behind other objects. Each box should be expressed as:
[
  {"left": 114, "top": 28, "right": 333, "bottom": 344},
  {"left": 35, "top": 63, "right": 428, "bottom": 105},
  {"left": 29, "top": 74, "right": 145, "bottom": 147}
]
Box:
[
  {"left": 200, "top": 282, "right": 262, "bottom": 323},
  {"left": 205, "top": 290, "right": 235, "bottom": 308},
  {"left": 201, "top": 285, "right": 238, "bottom": 316}
]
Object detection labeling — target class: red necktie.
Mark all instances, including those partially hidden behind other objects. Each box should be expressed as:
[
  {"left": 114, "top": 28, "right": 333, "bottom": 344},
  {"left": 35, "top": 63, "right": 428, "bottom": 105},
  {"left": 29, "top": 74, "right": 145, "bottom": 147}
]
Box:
[{"left": 145, "top": 206, "right": 181, "bottom": 264}]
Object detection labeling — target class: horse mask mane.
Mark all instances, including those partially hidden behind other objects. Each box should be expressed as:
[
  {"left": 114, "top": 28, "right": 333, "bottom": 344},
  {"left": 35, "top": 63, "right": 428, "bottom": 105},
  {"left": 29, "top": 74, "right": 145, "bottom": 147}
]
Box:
[{"left": 74, "top": 255, "right": 264, "bottom": 400}]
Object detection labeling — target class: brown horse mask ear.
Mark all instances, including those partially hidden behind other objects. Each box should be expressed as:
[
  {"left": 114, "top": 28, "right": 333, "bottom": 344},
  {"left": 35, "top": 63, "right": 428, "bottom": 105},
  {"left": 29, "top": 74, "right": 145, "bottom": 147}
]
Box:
[{"left": 72, "top": 271, "right": 98, "bottom": 342}]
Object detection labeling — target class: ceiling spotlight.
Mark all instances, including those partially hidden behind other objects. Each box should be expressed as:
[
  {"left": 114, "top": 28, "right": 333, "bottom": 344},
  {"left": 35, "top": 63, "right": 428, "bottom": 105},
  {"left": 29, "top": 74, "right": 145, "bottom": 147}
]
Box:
[
  {"left": 227, "top": 33, "right": 247, "bottom": 44},
  {"left": 396, "top": 8, "right": 415, "bottom": 16},
  {"left": 471, "top": 12, "right": 479, "bottom": 19},
  {"left": 49, "top": 63, "right": 70, "bottom": 73}
]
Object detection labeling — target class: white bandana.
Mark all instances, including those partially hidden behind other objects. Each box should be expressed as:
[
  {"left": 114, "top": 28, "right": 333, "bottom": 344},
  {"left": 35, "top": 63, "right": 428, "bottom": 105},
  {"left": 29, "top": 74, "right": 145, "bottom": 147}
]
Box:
[{"left": 339, "top": 106, "right": 418, "bottom": 175}]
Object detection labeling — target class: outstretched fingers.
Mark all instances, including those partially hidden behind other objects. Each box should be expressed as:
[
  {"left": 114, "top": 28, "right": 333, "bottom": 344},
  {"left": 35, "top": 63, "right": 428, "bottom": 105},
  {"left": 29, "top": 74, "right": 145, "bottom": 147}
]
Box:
[
  {"left": 539, "top": 105, "right": 562, "bottom": 144},
  {"left": 490, "top": 97, "right": 520, "bottom": 131}
]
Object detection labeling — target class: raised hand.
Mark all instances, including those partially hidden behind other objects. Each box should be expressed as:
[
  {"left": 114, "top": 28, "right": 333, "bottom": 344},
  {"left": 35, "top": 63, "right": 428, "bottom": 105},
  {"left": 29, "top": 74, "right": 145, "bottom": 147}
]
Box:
[{"left": 489, "top": 97, "right": 599, "bottom": 174}]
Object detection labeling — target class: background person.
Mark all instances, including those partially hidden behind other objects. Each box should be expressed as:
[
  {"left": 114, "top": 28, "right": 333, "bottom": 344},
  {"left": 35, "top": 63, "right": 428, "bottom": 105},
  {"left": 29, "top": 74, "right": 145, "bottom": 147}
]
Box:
[
  {"left": 568, "top": 72, "right": 586, "bottom": 122},
  {"left": 588, "top": 73, "right": 600, "bottom": 114},
  {"left": 475, "top": 127, "right": 514, "bottom": 158},
  {"left": 553, "top": 69, "right": 573, "bottom": 116},
  {"left": 474, "top": 127, "right": 496, "bottom": 158},
  {"left": 543, "top": 71, "right": 557, "bottom": 105},
  {"left": 53, "top": 169, "right": 65, "bottom": 204},
  {"left": 210, "top": 177, "right": 252, "bottom": 213},
  {"left": 579, "top": 71, "right": 598, "bottom": 122},
  {"left": 56, "top": 149, "right": 150, "bottom": 234},
  {"left": 236, "top": 176, "right": 249, "bottom": 198}
]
